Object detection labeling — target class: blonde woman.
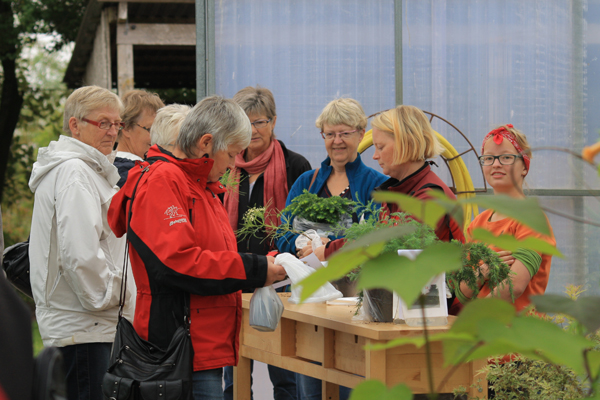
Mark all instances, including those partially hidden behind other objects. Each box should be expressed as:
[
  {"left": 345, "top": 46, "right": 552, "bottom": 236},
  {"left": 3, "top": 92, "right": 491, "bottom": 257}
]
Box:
[
  {"left": 319, "top": 105, "right": 465, "bottom": 260},
  {"left": 456, "top": 125, "right": 555, "bottom": 311},
  {"left": 276, "top": 98, "right": 387, "bottom": 257}
]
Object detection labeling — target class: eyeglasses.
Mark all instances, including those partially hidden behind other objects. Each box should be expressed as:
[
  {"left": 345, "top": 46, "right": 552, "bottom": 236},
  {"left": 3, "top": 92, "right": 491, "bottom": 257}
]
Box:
[
  {"left": 82, "top": 118, "right": 124, "bottom": 131},
  {"left": 134, "top": 122, "right": 151, "bottom": 133},
  {"left": 250, "top": 119, "right": 271, "bottom": 129},
  {"left": 478, "top": 154, "right": 523, "bottom": 166},
  {"left": 320, "top": 130, "right": 359, "bottom": 140}
]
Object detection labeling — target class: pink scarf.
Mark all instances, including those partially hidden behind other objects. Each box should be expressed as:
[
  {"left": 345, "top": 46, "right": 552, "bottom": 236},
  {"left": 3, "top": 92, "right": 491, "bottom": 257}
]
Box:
[
  {"left": 224, "top": 139, "right": 288, "bottom": 233},
  {"left": 481, "top": 124, "right": 531, "bottom": 170}
]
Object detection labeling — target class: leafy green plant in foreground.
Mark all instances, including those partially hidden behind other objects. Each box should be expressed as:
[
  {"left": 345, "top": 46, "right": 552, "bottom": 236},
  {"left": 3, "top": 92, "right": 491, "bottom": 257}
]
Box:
[{"left": 294, "top": 191, "right": 584, "bottom": 400}]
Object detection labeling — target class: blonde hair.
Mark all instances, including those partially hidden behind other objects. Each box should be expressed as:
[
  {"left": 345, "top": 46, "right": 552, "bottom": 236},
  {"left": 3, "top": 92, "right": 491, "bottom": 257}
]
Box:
[
  {"left": 63, "top": 86, "right": 123, "bottom": 135},
  {"left": 151, "top": 104, "right": 191, "bottom": 148},
  {"left": 315, "top": 98, "right": 367, "bottom": 131},
  {"left": 119, "top": 89, "right": 165, "bottom": 139},
  {"left": 371, "top": 105, "right": 444, "bottom": 164}
]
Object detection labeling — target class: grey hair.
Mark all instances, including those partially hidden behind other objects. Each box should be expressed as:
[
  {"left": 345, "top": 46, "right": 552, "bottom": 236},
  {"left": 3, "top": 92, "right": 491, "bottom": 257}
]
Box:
[
  {"left": 151, "top": 104, "right": 191, "bottom": 148},
  {"left": 63, "top": 86, "right": 123, "bottom": 135},
  {"left": 177, "top": 95, "right": 251, "bottom": 158}
]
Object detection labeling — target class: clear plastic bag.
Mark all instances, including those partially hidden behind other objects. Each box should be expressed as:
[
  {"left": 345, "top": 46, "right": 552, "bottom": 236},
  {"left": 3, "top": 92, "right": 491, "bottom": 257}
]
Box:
[
  {"left": 362, "top": 288, "right": 394, "bottom": 322},
  {"left": 249, "top": 286, "right": 284, "bottom": 332},
  {"left": 275, "top": 253, "right": 343, "bottom": 304},
  {"left": 292, "top": 215, "right": 352, "bottom": 239}
]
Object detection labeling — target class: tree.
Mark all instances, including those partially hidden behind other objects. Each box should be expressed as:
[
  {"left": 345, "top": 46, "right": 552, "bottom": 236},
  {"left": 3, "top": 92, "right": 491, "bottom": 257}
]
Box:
[{"left": 0, "top": 0, "right": 87, "bottom": 201}]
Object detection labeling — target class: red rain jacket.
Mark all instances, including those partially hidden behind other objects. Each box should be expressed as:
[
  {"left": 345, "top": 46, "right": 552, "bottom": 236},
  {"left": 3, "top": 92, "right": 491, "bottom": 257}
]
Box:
[{"left": 108, "top": 146, "right": 267, "bottom": 371}]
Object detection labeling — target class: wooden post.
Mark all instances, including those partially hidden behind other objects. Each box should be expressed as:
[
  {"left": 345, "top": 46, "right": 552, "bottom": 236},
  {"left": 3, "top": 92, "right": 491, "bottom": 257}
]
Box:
[
  {"left": 233, "top": 356, "right": 252, "bottom": 400},
  {"left": 116, "top": 2, "right": 133, "bottom": 96},
  {"left": 117, "top": 44, "right": 134, "bottom": 96},
  {"left": 322, "top": 328, "right": 339, "bottom": 400}
]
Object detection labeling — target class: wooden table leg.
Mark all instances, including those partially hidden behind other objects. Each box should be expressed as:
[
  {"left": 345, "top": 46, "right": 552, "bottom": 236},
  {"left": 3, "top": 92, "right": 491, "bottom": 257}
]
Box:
[
  {"left": 233, "top": 356, "right": 251, "bottom": 400},
  {"left": 323, "top": 381, "right": 339, "bottom": 400},
  {"left": 365, "top": 339, "right": 387, "bottom": 385}
]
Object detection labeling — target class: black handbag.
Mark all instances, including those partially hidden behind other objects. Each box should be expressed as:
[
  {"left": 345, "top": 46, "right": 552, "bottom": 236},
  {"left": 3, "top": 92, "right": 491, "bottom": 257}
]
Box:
[
  {"left": 2, "top": 238, "right": 33, "bottom": 298},
  {"left": 102, "top": 165, "right": 193, "bottom": 400}
]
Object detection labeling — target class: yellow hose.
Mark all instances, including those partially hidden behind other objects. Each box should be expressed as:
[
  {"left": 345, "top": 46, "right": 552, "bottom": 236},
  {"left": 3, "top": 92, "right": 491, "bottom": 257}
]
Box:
[{"left": 359, "top": 129, "right": 478, "bottom": 230}]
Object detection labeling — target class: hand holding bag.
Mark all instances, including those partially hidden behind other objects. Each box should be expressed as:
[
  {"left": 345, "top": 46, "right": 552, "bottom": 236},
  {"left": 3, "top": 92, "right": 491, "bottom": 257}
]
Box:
[{"left": 102, "top": 164, "right": 193, "bottom": 400}]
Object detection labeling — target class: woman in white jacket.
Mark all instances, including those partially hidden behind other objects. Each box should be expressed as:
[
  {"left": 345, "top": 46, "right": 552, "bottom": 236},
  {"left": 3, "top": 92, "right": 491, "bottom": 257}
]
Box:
[{"left": 29, "top": 86, "right": 133, "bottom": 400}]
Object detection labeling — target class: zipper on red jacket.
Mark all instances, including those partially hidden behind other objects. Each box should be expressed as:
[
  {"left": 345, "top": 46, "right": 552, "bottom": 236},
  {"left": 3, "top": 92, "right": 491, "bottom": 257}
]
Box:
[{"left": 189, "top": 198, "right": 195, "bottom": 225}]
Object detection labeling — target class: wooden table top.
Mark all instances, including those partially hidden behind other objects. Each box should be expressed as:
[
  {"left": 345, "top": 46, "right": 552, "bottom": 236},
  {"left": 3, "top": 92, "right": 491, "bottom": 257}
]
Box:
[{"left": 242, "top": 293, "right": 454, "bottom": 341}]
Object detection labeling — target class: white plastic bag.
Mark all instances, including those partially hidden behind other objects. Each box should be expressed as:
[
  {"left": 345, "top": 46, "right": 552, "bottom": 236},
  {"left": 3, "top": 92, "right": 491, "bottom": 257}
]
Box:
[
  {"left": 294, "top": 229, "right": 321, "bottom": 250},
  {"left": 294, "top": 229, "right": 325, "bottom": 255},
  {"left": 249, "top": 286, "right": 284, "bottom": 332},
  {"left": 275, "top": 253, "right": 343, "bottom": 304}
]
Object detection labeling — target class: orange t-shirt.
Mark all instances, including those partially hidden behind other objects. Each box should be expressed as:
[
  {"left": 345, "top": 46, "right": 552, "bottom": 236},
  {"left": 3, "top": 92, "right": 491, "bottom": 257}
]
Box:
[{"left": 466, "top": 209, "right": 556, "bottom": 312}]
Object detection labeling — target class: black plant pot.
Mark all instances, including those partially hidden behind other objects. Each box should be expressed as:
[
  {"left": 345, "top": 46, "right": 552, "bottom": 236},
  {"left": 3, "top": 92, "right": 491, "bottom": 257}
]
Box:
[
  {"left": 331, "top": 276, "right": 357, "bottom": 297},
  {"left": 364, "top": 288, "right": 394, "bottom": 322}
]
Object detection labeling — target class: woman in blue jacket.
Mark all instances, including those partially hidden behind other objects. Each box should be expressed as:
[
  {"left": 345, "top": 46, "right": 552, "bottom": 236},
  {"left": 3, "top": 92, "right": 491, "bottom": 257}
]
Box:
[
  {"left": 277, "top": 98, "right": 386, "bottom": 399},
  {"left": 276, "top": 98, "right": 387, "bottom": 258}
]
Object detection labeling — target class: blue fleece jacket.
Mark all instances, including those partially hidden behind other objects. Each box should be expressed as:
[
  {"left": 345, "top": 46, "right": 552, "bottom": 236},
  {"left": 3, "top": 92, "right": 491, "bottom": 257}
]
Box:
[{"left": 275, "top": 153, "right": 387, "bottom": 254}]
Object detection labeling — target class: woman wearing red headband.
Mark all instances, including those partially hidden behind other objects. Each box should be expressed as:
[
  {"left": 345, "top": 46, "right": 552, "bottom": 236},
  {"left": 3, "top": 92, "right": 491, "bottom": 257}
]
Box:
[{"left": 456, "top": 124, "right": 556, "bottom": 311}]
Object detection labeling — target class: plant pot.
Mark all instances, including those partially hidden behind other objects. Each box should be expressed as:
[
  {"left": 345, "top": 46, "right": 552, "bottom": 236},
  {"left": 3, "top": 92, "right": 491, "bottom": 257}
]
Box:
[
  {"left": 364, "top": 288, "right": 394, "bottom": 322},
  {"left": 331, "top": 276, "right": 357, "bottom": 297}
]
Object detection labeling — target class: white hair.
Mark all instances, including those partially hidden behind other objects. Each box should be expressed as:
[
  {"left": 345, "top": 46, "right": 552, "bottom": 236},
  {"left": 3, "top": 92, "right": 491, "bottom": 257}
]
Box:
[
  {"left": 63, "top": 86, "right": 123, "bottom": 135},
  {"left": 151, "top": 104, "right": 191, "bottom": 148}
]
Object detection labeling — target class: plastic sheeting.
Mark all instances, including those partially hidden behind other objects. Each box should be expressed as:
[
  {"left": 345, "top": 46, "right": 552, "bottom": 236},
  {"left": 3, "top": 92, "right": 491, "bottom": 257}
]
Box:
[{"left": 214, "top": 0, "right": 600, "bottom": 294}]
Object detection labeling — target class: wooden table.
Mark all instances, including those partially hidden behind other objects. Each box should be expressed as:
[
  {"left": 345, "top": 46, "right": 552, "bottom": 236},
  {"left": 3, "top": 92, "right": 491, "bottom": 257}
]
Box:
[{"left": 233, "top": 293, "right": 486, "bottom": 400}]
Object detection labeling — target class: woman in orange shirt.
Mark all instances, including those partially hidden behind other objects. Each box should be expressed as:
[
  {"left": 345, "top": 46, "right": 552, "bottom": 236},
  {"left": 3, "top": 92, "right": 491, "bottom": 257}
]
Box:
[{"left": 456, "top": 124, "right": 556, "bottom": 311}]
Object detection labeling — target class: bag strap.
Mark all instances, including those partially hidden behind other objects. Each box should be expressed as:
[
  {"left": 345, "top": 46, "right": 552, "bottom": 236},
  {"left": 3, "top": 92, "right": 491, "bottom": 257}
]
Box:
[
  {"left": 308, "top": 168, "right": 320, "bottom": 191},
  {"left": 118, "top": 160, "right": 191, "bottom": 327},
  {"left": 118, "top": 165, "right": 150, "bottom": 318}
]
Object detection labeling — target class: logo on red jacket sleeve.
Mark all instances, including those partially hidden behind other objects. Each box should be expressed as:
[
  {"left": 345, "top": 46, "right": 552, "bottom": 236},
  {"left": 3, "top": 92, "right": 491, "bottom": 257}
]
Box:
[{"left": 164, "top": 205, "right": 188, "bottom": 226}]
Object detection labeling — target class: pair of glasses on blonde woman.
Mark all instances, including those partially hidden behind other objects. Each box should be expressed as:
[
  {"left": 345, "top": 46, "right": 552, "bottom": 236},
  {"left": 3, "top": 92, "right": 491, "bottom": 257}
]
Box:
[
  {"left": 478, "top": 154, "right": 523, "bottom": 166},
  {"left": 320, "top": 130, "right": 359, "bottom": 140}
]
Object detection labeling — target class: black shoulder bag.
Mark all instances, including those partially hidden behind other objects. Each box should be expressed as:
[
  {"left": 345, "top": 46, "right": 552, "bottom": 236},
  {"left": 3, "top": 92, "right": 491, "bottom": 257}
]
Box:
[
  {"left": 2, "top": 238, "right": 33, "bottom": 298},
  {"left": 102, "top": 164, "right": 193, "bottom": 400}
]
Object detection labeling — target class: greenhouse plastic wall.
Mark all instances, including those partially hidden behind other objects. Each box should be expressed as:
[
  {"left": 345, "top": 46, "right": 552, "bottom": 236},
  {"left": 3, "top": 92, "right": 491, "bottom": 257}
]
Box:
[{"left": 214, "top": 0, "right": 600, "bottom": 295}]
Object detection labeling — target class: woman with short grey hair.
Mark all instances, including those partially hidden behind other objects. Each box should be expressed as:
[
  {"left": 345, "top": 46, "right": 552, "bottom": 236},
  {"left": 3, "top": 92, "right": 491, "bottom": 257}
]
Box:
[
  {"left": 150, "top": 104, "right": 191, "bottom": 149},
  {"left": 108, "top": 95, "right": 286, "bottom": 400},
  {"left": 177, "top": 95, "right": 252, "bottom": 157},
  {"left": 30, "top": 85, "right": 132, "bottom": 400}
]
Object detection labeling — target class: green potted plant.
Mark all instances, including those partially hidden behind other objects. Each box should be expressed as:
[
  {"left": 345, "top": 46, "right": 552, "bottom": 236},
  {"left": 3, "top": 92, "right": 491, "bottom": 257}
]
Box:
[
  {"left": 342, "top": 204, "right": 514, "bottom": 323},
  {"left": 343, "top": 209, "right": 440, "bottom": 322}
]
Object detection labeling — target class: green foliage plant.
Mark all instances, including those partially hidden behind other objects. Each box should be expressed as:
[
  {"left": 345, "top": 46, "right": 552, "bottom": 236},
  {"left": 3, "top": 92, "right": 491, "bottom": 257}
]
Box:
[
  {"left": 284, "top": 189, "right": 356, "bottom": 225},
  {"left": 219, "top": 169, "right": 245, "bottom": 197},
  {"left": 235, "top": 202, "right": 313, "bottom": 245},
  {"left": 293, "top": 191, "right": 578, "bottom": 400},
  {"left": 454, "top": 286, "right": 598, "bottom": 400},
  {"left": 447, "top": 240, "right": 515, "bottom": 303}
]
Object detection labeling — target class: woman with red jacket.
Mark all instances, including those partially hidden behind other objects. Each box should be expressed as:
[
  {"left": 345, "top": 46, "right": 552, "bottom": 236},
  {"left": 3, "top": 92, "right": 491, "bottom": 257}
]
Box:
[{"left": 108, "top": 96, "right": 286, "bottom": 400}]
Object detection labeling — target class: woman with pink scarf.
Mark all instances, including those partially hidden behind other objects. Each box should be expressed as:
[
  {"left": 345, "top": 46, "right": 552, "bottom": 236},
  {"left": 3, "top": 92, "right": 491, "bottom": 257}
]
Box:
[{"left": 223, "top": 86, "right": 311, "bottom": 400}]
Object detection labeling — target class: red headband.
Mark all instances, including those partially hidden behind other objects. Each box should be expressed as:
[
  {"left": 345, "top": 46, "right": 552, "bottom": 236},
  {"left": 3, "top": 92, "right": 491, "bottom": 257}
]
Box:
[{"left": 481, "top": 124, "right": 530, "bottom": 170}]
